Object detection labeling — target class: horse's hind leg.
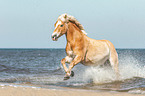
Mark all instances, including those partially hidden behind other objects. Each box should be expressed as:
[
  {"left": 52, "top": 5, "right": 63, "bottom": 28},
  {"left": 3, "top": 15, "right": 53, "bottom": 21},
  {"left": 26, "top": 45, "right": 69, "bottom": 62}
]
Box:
[
  {"left": 109, "top": 54, "right": 120, "bottom": 80},
  {"left": 106, "top": 40, "right": 120, "bottom": 80}
]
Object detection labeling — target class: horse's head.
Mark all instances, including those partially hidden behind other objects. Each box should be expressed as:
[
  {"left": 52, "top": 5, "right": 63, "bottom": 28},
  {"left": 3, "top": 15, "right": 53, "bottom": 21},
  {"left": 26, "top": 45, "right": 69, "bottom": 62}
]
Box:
[
  {"left": 51, "top": 13, "right": 87, "bottom": 41},
  {"left": 52, "top": 14, "right": 68, "bottom": 41}
]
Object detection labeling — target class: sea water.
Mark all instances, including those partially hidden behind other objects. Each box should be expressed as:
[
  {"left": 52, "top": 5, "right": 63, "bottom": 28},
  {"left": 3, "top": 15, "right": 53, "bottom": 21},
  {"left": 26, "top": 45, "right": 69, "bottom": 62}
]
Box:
[{"left": 0, "top": 49, "right": 144, "bottom": 94}]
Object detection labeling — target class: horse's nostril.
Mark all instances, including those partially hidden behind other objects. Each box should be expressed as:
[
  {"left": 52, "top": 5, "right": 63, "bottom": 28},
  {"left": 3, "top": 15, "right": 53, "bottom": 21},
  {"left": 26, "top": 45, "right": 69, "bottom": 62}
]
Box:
[
  {"left": 52, "top": 35, "right": 56, "bottom": 38},
  {"left": 52, "top": 34, "right": 58, "bottom": 41},
  {"left": 52, "top": 32, "right": 60, "bottom": 41}
]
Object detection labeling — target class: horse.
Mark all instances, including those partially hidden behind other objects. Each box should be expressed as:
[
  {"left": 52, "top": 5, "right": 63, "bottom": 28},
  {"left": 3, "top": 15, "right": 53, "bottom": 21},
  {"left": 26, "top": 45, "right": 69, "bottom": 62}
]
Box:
[{"left": 51, "top": 13, "right": 119, "bottom": 80}]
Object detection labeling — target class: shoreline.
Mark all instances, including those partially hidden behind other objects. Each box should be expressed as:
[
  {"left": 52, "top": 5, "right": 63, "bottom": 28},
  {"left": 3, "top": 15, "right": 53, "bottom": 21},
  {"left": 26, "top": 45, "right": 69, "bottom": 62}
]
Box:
[{"left": 0, "top": 83, "right": 144, "bottom": 96}]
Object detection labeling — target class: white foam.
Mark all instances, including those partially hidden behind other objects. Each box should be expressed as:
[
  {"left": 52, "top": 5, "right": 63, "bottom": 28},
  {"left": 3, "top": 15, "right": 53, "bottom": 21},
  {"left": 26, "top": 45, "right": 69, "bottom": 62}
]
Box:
[
  {"left": 1, "top": 85, "right": 5, "bottom": 87},
  {"left": 83, "top": 66, "right": 116, "bottom": 83},
  {"left": 129, "top": 89, "right": 145, "bottom": 94}
]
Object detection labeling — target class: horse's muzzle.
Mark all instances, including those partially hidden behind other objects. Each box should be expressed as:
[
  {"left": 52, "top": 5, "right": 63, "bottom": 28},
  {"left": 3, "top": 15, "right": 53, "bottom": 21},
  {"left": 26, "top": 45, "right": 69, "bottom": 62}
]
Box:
[
  {"left": 52, "top": 32, "right": 59, "bottom": 41},
  {"left": 52, "top": 35, "right": 58, "bottom": 41}
]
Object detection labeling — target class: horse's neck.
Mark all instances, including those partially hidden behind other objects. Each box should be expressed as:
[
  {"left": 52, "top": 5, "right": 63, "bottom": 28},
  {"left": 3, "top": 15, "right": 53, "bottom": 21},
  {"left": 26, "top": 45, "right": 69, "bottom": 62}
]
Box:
[
  {"left": 66, "top": 23, "right": 83, "bottom": 44},
  {"left": 65, "top": 23, "right": 89, "bottom": 57}
]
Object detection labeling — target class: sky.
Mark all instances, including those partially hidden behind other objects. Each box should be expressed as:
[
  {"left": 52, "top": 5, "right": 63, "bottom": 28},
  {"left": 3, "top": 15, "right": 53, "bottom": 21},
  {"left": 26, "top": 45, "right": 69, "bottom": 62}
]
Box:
[{"left": 0, "top": 0, "right": 145, "bottom": 48}]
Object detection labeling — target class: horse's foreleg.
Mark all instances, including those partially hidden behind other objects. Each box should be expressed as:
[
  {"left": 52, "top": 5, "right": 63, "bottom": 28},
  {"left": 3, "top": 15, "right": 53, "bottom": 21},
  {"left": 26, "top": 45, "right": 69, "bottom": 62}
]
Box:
[
  {"left": 61, "top": 56, "right": 73, "bottom": 73},
  {"left": 61, "top": 58, "right": 68, "bottom": 73},
  {"left": 64, "top": 55, "right": 82, "bottom": 80}
]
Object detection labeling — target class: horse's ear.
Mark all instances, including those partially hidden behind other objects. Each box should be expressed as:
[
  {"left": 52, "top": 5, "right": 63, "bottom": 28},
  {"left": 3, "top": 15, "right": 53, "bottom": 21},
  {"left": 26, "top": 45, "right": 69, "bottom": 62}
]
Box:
[{"left": 64, "top": 14, "right": 67, "bottom": 19}]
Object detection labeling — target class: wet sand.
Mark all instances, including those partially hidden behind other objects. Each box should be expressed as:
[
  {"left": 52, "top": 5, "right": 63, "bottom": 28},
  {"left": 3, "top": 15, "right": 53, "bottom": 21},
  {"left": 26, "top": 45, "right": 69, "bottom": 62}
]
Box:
[{"left": 0, "top": 83, "right": 144, "bottom": 96}]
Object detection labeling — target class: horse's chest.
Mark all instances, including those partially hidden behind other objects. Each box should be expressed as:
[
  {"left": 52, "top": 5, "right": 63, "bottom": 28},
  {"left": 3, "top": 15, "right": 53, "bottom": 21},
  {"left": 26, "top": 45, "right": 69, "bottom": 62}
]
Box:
[
  {"left": 65, "top": 51, "right": 75, "bottom": 63},
  {"left": 66, "top": 51, "right": 76, "bottom": 59},
  {"left": 67, "top": 51, "right": 73, "bottom": 56},
  {"left": 66, "top": 51, "right": 73, "bottom": 56}
]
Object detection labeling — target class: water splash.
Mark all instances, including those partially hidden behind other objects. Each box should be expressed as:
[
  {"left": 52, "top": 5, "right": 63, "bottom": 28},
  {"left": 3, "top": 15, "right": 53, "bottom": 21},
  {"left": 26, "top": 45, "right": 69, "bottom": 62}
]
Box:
[{"left": 83, "top": 55, "right": 145, "bottom": 84}]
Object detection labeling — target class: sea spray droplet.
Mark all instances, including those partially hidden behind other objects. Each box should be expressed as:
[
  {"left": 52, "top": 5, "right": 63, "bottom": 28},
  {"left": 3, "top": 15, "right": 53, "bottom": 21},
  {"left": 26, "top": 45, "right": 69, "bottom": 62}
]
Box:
[{"left": 119, "top": 56, "right": 145, "bottom": 80}]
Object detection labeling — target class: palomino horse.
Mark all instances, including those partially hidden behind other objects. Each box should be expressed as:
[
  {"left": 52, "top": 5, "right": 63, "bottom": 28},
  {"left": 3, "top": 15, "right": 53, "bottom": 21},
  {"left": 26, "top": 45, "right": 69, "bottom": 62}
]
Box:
[{"left": 52, "top": 13, "right": 119, "bottom": 80}]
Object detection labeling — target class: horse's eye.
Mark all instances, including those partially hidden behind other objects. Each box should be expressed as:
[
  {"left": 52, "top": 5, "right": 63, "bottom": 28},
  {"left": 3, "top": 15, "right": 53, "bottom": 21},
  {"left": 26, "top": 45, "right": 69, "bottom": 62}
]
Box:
[{"left": 60, "top": 25, "right": 63, "bottom": 27}]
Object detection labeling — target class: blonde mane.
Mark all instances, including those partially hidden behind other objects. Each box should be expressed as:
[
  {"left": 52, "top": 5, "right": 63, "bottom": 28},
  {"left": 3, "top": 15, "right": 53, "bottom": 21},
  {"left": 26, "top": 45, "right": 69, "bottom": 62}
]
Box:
[{"left": 57, "top": 13, "right": 87, "bottom": 35}]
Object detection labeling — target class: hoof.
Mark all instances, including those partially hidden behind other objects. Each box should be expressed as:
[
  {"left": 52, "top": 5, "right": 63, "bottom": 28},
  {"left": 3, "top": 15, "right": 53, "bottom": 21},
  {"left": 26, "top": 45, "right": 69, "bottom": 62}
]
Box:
[
  {"left": 64, "top": 76, "right": 70, "bottom": 80},
  {"left": 70, "top": 71, "right": 74, "bottom": 77}
]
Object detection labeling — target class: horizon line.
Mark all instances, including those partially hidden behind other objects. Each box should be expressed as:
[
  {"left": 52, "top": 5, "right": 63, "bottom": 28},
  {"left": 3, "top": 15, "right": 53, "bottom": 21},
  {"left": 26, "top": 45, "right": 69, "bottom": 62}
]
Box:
[{"left": 0, "top": 48, "right": 144, "bottom": 49}]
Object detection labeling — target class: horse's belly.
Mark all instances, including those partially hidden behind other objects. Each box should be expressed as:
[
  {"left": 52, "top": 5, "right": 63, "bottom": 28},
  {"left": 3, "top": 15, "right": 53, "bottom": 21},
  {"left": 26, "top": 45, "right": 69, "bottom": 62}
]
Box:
[{"left": 82, "top": 54, "right": 109, "bottom": 66}]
